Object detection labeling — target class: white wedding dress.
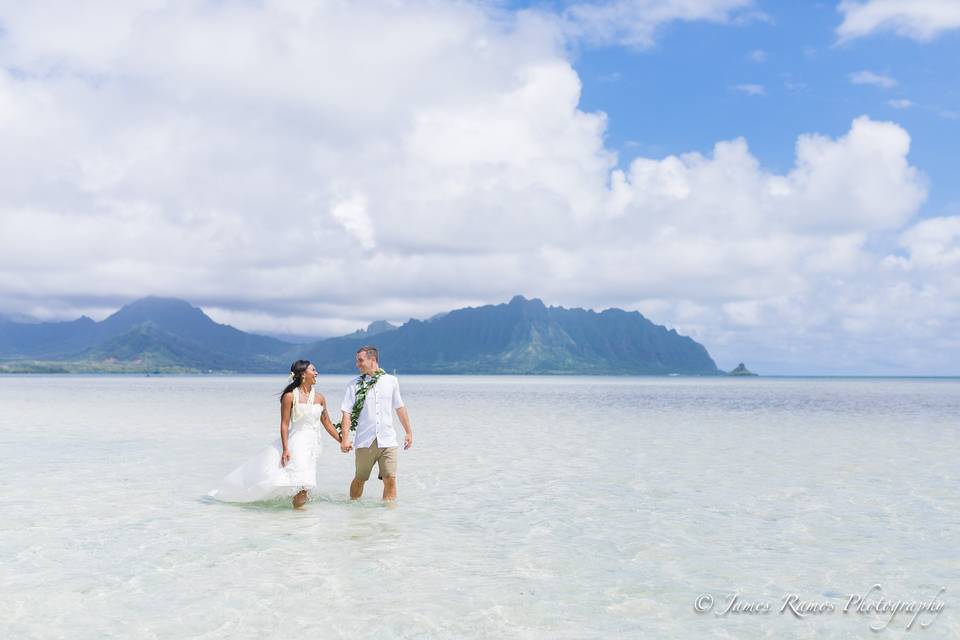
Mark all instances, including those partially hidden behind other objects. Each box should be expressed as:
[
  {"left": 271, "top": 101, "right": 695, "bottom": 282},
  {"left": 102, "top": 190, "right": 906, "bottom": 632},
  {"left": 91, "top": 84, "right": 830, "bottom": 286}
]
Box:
[{"left": 208, "top": 387, "right": 326, "bottom": 502}]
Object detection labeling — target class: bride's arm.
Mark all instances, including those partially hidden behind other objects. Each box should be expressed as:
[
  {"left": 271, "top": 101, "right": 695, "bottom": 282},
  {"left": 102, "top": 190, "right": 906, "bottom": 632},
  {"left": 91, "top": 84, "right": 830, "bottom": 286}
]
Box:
[
  {"left": 317, "top": 394, "right": 341, "bottom": 442},
  {"left": 280, "top": 392, "right": 293, "bottom": 465}
]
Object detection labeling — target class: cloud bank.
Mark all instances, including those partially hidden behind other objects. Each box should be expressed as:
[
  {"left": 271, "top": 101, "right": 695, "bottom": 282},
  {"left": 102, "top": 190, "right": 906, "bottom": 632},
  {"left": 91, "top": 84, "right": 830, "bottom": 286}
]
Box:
[{"left": 0, "top": 0, "right": 955, "bottom": 374}]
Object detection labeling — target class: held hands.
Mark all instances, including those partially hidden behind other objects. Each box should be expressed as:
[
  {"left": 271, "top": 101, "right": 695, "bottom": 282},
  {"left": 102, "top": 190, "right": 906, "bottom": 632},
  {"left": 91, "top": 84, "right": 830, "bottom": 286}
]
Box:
[
  {"left": 281, "top": 449, "right": 291, "bottom": 467},
  {"left": 340, "top": 438, "right": 353, "bottom": 453}
]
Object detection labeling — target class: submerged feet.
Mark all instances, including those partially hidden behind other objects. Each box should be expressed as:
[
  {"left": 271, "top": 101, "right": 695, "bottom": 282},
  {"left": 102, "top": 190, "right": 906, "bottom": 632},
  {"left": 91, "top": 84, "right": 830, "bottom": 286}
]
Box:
[{"left": 292, "top": 489, "right": 308, "bottom": 509}]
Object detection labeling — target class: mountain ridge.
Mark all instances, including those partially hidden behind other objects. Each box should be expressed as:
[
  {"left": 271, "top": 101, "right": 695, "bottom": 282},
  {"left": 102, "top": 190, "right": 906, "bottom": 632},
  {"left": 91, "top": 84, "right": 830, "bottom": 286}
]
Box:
[{"left": 0, "top": 296, "right": 722, "bottom": 375}]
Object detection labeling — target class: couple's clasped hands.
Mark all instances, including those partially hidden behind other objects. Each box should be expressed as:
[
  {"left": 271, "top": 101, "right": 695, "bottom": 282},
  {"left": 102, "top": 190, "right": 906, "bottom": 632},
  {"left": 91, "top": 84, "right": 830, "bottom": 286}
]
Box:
[{"left": 339, "top": 432, "right": 413, "bottom": 453}]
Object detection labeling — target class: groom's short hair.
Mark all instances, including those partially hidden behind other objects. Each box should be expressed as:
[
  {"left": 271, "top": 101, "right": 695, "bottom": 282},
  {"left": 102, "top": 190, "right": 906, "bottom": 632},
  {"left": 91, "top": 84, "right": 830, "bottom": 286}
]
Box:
[{"left": 357, "top": 345, "right": 379, "bottom": 362}]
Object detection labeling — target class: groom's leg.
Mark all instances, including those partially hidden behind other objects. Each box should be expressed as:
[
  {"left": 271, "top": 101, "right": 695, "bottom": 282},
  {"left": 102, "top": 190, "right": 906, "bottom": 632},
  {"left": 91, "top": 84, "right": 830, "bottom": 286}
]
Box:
[
  {"left": 382, "top": 476, "right": 396, "bottom": 500},
  {"left": 352, "top": 445, "right": 377, "bottom": 499},
  {"left": 350, "top": 478, "right": 364, "bottom": 499},
  {"left": 379, "top": 448, "right": 398, "bottom": 500}
]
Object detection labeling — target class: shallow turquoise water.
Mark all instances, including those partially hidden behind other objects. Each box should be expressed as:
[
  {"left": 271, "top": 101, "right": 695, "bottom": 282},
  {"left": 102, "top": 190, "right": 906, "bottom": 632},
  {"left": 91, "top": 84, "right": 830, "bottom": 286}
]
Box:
[{"left": 0, "top": 375, "right": 957, "bottom": 638}]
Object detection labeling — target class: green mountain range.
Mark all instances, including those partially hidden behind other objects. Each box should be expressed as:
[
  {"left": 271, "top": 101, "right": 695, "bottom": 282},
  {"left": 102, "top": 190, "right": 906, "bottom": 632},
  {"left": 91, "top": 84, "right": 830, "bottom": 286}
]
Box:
[{"left": 0, "top": 295, "right": 722, "bottom": 375}]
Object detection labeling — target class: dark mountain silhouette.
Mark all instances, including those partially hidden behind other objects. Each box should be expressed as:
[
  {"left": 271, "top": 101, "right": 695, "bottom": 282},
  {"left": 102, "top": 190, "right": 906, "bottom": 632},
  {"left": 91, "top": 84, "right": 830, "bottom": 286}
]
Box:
[
  {"left": 0, "top": 295, "right": 721, "bottom": 375},
  {"left": 98, "top": 297, "right": 290, "bottom": 356},
  {"left": 0, "top": 297, "right": 288, "bottom": 371},
  {"left": 344, "top": 320, "right": 399, "bottom": 340},
  {"left": 302, "top": 295, "right": 720, "bottom": 374},
  {"left": 0, "top": 315, "right": 99, "bottom": 358}
]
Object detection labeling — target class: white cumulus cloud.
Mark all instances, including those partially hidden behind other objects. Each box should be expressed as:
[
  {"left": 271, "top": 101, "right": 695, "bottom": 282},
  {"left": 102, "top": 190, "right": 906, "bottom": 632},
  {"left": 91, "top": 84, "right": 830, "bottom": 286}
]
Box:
[
  {"left": 898, "top": 216, "right": 960, "bottom": 270},
  {"left": 838, "top": 0, "right": 960, "bottom": 42},
  {"left": 0, "top": 0, "right": 954, "bottom": 374},
  {"left": 563, "top": 0, "right": 756, "bottom": 48},
  {"left": 330, "top": 194, "right": 376, "bottom": 251},
  {"left": 849, "top": 70, "right": 897, "bottom": 88},
  {"left": 734, "top": 83, "right": 766, "bottom": 96}
]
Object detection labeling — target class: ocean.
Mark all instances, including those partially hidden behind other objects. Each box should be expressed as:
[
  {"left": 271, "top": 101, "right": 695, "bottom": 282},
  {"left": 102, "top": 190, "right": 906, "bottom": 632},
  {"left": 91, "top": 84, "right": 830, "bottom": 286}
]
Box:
[{"left": 1, "top": 375, "right": 957, "bottom": 638}]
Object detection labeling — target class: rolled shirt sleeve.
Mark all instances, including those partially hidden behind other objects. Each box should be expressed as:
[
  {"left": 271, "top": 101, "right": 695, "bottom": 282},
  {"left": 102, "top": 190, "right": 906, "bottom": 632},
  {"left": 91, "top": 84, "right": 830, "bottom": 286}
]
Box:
[{"left": 392, "top": 377, "right": 404, "bottom": 410}]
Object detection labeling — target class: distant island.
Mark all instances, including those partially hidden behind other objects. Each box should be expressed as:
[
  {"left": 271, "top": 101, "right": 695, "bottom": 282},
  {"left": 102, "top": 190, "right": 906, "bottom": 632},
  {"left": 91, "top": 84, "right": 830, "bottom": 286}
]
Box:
[
  {"left": 0, "top": 295, "right": 725, "bottom": 375},
  {"left": 727, "top": 363, "right": 758, "bottom": 376}
]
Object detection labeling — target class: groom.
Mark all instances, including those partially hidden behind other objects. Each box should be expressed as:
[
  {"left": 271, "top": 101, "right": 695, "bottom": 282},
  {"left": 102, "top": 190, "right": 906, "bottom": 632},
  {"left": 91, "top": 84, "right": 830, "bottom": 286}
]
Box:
[{"left": 339, "top": 345, "right": 413, "bottom": 501}]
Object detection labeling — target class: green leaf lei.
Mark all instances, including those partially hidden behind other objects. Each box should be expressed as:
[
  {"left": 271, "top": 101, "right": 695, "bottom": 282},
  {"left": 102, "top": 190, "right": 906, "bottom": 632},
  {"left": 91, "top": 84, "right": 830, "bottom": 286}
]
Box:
[{"left": 334, "top": 368, "right": 386, "bottom": 435}]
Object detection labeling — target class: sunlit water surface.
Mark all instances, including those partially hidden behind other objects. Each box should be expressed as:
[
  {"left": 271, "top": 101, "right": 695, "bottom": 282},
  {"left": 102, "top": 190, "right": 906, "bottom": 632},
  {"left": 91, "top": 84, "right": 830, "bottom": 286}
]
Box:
[{"left": 1, "top": 375, "right": 958, "bottom": 639}]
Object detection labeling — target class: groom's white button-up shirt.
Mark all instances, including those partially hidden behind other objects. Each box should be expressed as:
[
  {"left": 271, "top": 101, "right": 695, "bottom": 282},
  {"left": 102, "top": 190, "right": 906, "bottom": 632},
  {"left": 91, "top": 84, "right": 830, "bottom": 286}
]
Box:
[{"left": 341, "top": 373, "right": 404, "bottom": 449}]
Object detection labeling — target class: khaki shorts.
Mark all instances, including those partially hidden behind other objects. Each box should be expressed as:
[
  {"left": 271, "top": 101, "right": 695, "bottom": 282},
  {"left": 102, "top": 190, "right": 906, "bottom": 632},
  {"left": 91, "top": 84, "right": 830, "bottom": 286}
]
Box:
[{"left": 354, "top": 439, "right": 398, "bottom": 481}]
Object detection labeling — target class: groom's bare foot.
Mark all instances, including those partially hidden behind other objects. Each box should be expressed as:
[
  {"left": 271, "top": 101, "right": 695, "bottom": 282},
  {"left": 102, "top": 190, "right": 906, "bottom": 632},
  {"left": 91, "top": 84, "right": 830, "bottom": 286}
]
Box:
[{"left": 292, "top": 490, "right": 308, "bottom": 509}]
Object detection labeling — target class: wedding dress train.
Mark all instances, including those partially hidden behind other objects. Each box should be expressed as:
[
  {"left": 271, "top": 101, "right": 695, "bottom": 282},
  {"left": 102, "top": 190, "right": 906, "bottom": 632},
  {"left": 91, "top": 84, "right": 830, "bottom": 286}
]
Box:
[{"left": 208, "top": 387, "right": 324, "bottom": 502}]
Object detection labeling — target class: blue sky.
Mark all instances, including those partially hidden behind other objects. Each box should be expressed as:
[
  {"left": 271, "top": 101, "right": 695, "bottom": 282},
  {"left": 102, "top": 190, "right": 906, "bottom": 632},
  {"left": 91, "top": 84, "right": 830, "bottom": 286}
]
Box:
[
  {"left": 0, "top": 0, "right": 958, "bottom": 374},
  {"left": 559, "top": 1, "right": 960, "bottom": 216}
]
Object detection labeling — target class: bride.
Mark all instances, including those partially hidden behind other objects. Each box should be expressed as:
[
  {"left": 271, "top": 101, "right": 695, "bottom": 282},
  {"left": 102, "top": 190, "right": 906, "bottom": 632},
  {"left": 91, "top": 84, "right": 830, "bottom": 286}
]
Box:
[{"left": 208, "top": 360, "right": 341, "bottom": 508}]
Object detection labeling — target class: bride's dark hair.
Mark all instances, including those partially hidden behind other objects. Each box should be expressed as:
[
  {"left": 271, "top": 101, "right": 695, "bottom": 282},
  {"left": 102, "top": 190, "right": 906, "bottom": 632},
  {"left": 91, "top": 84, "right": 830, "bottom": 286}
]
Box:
[{"left": 280, "top": 360, "right": 312, "bottom": 401}]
